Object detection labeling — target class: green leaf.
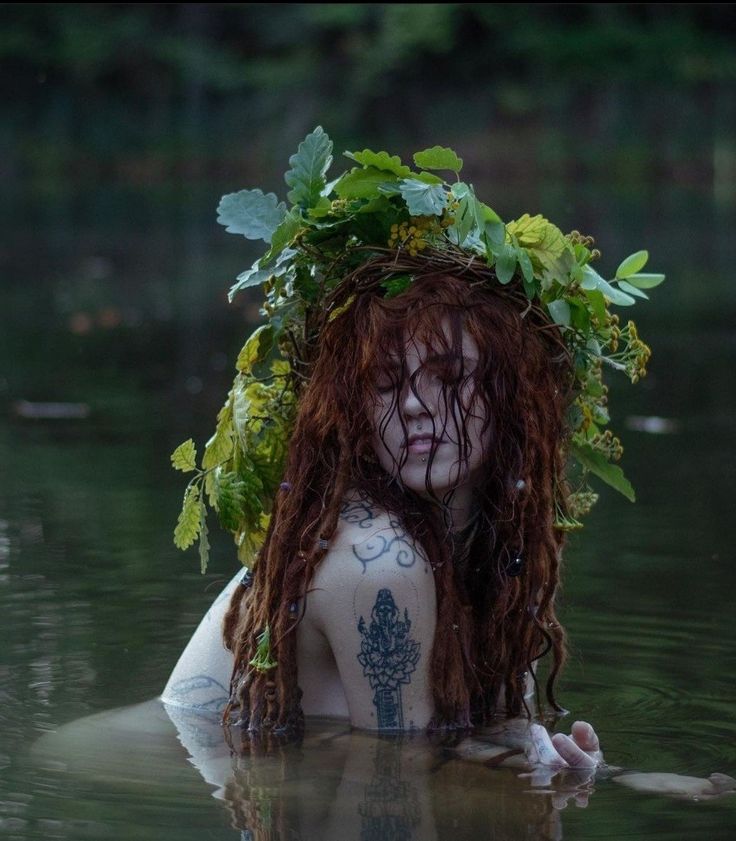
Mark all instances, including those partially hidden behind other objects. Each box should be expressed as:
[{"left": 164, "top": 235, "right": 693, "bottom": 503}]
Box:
[
  {"left": 483, "top": 217, "right": 506, "bottom": 249},
  {"left": 198, "top": 502, "right": 210, "bottom": 575},
  {"left": 523, "top": 276, "right": 537, "bottom": 300},
  {"left": 568, "top": 298, "right": 590, "bottom": 332},
  {"left": 260, "top": 208, "right": 302, "bottom": 265},
  {"left": 413, "top": 145, "right": 463, "bottom": 174},
  {"left": 447, "top": 183, "right": 475, "bottom": 245},
  {"left": 217, "top": 189, "right": 287, "bottom": 243},
  {"left": 344, "top": 149, "right": 412, "bottom": 178},
  {"left": 381, "top": 274, "right": 413, "bottom": 299},
  {"left": 284, "top": 125, "right": 334, "bottom": 208},
  {"left": 517, "top": 247, "right": 534, "bottom": 284},
  {"left": 174, "top": 484, "right": 201, "bottom": 550},
  {"left": 572, "top": 441, "right": 636, "bottom": 502},
  {"left": 615, "top": 250, "right": 649, "bottom": 279},
  {"left": 617, "top": 279, "right": 649, "bottom": 300},
  {"left": 624, "top": 273, "right": 666, "bottom": 289},
  {"left": 399, "top": 179, "right": 448, "bottom": 216},
  {"left": 203, "top": 396, "right": 234, "bottom": 496},
  {"left": 228, "top": 246, "right": 297, "bottom": 303},
  {"left": 334, "top": 167, "right": 398, "bottom": 200},
  {"left": 228, "top": 259, "right": 272, "bottom": 301},
  {"left": 307, "top": 196, "right": 333, "bottom": 218},
  {"left": 547, "top": 299, "right": 571, "bottom": 326},
  {"left": 249, "top": 625, "right": 278, "bottom": 672},
  {"left": 236, "top": 324, "right": 274, "bottom": 374},
  {"left": 171, "top": 439, "right": 197, "bottom": 472},
  {"left": 411, "top": 171, "right": 445, "bottom": 185},
  {"left": 202, "top": 399, "right": 233, "bottom": 470},
  {"left": 581, "top": 265, "right": 636, "bottom": 306},
  {"left": 493, "top": 243, "right": 518, "bottom": 284},
  {"left": 216, "top": 471, "right": 248, "bottom": 532},
  {"left": 583, "top": 288, "right": 607, "bottom": 325}
]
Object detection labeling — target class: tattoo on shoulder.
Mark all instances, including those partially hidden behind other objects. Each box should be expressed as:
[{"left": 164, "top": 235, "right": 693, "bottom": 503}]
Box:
[
  {"left": 351, "top": 523, "right": 421, "bottom": 573},
  {"left": 357, "top": 588, "right": 421, "bottom": 730},
  {"left": 340, "top": 497, "right": 376, "bottom": 529}
]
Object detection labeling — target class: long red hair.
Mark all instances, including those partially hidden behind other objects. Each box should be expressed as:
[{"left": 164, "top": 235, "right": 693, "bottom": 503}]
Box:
[{"left": 223, "top": 269, "right": 574, "bottom": 732}]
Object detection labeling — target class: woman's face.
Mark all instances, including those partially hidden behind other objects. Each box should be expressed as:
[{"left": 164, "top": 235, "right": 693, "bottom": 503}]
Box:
[{"left": 369, "top": 319, "right": 491, "bottom": 516}]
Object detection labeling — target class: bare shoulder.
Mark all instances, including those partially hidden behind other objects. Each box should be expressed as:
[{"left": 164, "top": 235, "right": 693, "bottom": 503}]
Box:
[
  {"left": 313, "top": 493, "right": 434, "bottom": 598},
  {"left": 306, "top": 490, "right": 436, "bottom": 730},
  {"left": 328, "top": 489, "right": 431, "bottom": 572}
]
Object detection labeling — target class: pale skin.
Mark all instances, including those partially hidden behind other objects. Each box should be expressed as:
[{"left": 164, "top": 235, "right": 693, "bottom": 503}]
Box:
[
  {"left": 165, "top": 321, "right": 601, "bottom": 770},
  {"left": 162, "top": 321, "right": 735, "bottom": 798}
]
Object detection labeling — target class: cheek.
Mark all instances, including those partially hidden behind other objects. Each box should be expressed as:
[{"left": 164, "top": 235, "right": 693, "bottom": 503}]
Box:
[{"left": 371, "top": 395, "right": 398, "bottom": 438}]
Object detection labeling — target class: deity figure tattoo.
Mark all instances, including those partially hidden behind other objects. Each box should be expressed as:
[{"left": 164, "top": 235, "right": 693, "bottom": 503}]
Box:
[{"left": 357, "top": 589, "right": 421, "bottom": 729}]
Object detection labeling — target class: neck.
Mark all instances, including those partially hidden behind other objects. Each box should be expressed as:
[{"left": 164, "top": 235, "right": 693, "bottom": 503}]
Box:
[{"left": 445, "top": 484, "right": 479, "bottom": 532}]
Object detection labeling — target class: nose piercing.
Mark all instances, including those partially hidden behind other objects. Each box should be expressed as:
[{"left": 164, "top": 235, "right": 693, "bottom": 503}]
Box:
[{"left": 417, "top": 421, "right": 423, "bottom": 431}]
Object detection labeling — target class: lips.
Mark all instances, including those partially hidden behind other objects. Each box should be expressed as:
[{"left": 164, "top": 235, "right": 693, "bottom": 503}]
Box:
[{"left": 406, "top": 433, "right": 442, "bottom": 455}]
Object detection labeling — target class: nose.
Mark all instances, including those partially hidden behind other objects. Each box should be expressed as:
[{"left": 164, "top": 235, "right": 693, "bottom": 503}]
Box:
[{"left": 400, "top": 370, "right": 434, "bottom": 423}]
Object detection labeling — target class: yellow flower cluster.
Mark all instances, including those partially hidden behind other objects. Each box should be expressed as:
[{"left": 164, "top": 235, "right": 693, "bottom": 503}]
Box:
[
  {"left": 388, "top": 215, "right": 448, "bottom": 255},
  {"left": 614, "top": 320, "right": 652, "bottom": 384}
]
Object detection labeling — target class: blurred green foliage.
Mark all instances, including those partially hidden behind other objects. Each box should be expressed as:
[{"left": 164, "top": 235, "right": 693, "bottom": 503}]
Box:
[{"left": 2, "top": 3, "right": 735, "bottom": 182}]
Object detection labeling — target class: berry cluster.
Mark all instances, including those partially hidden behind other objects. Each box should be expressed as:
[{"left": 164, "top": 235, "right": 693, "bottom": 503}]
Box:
[
  {"left": 589, "top": 429, "right": 624, "bottom": 462},
  {"left": 568, "top": 229, "right": 602, "bottom": 262},
  {"left": 567, "top": 490, "right": 600, "bottom": 519},
  {"left": 387, "top": 215, "right": 449, "bottom": 256}
]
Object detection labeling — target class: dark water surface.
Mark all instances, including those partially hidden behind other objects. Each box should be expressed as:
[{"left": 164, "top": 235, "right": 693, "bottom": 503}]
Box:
[{"left": 1, "top": 175, "right": 735, "bottom": 840}]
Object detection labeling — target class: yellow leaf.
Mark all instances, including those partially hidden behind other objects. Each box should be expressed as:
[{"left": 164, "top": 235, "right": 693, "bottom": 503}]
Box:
[
  {"left": 507, "top": 213, "right": 566, "bottom": 270},
  {"left": 271, "top": 358, "right": 290, "bottom": 376},
  {"left": 236, "top": 324, "right": 273, "bottom": 374},
  {"left": 174, "top": 484, "right": 201, "bottom": 550},
  {"left": 171, "top": 439, "right": 197, "bottom": 472},
  {"left": 198, "top": 501, "right": 210, "bottom": 574},
  {"left": 327, "top": 294, "right": 356, "bottom": 322},
  {"left": 203, "top": 394, "right": 234, "bottom": 470}
]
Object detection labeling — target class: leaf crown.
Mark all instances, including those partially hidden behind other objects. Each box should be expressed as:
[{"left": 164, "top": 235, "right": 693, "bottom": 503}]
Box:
[{"left": 172, "top": 126, "right": 665, "bottom": 572}]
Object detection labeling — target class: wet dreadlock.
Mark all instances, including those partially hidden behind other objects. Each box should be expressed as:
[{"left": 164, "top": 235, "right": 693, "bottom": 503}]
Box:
[{"left": 222, "top": 260, "right": 573, "bottom": 733}]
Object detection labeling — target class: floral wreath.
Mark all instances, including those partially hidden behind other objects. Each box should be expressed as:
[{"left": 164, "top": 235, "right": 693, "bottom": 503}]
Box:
[{"left": 171, "top": 126, "right": 665, "bottom": 574}]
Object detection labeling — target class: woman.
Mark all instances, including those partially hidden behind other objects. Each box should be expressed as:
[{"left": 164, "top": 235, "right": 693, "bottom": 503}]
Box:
[
  {"left": 164, "top": 266, "right": 604, "bottom": 768},
  {"left": 165, "top": 127, "right": 659, "bottom": 768}
]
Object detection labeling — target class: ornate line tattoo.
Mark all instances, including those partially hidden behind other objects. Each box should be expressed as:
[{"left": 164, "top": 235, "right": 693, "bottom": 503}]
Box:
[
  {"left": 352, "top": 529, "right": 419, "bottom": 573},
  {"left": 164, "top": 674, "right": 229, "bottom": 713},
  {"left": 340, "top": 498, "right": 376, "bottom": 529},
  {"left": 357, "top": 589, "right": 421, "bottom": 729}
]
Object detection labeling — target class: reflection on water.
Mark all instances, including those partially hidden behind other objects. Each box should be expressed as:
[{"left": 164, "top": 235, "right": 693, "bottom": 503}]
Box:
[
  {"left": 29, "top": 701, "right": 576, "bottom": 841},
  {"left": 2, "top": 174, "right": 736, "bottom": 839}
]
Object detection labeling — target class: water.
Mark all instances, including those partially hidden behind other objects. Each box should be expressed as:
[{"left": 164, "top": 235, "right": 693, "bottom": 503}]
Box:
[{"left": 1, "top": 175, "right": 736, "bottom": 839}]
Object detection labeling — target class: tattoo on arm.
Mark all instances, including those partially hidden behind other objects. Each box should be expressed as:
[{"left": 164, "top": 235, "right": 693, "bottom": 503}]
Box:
[
  {"left": 357, "top": 589, "right": 421, "bottom": 729},
  {"left": 164, "top": 675, "right": 229, "bottom": 712}
]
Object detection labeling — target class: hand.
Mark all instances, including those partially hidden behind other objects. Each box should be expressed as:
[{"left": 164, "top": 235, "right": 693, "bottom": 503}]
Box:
[
  {"left": 522, "top": 721, "right": 604, "bottom": 792},
  {"left": 529, "top": 720, "right": 602, "bottom": 769}
]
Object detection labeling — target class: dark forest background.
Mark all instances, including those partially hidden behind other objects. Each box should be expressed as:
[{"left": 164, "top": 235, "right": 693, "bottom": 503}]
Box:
[{"left": 3, "top": 3, "right": 735, "bottom": 189}]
